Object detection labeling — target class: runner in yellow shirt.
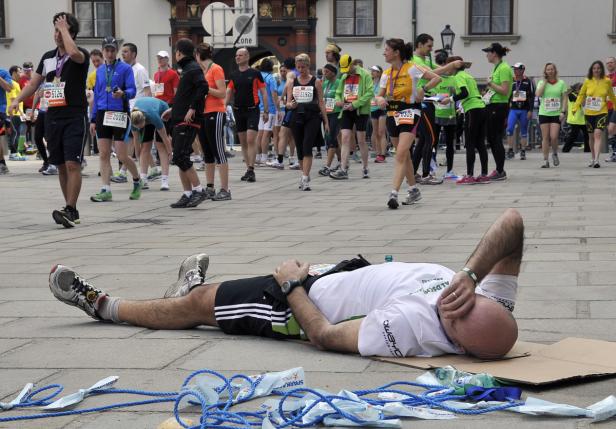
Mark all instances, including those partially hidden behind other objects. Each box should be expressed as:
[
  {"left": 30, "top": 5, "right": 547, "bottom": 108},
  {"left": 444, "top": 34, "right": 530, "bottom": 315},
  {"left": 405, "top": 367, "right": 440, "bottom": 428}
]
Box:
[{"left": 573, "top": 60, "right": 616, "bottom": 167}]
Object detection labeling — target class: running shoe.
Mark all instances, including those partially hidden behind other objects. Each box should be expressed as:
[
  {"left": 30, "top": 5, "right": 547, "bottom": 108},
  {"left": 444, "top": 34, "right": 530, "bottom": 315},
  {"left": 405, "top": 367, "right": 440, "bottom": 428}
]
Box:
[
  {"left": 456, "top": 175, "right": 477, "bottom": 185},
  {"left": 506, "top": 149, "right": 515, "bottom": 160},
  {"left": 593, "top": 162, "right": 601, "bottom": 169},
  {"left": 552, "top": 153, "right": 560, "bottom": 167},
  {"left": 190, "top": 154, "right": 203, "bottom": 163},
  {"left": 541, "top": 161, "right": 550, "bottom": 168},
  {"left": 375, "top": 155, "right": 386, "bottom": 163},
  {"left": 315, "top": 152, "right": 322, "bottom": 159},
  {"left": 129, "top": 180, "right": 143, "bottom": 200},
  {"left": 9, "top": 153, "right": 27, "bottom": 161},
  {"left": 246, "top": 169, "right": 256, "bottom": 182},
  {"left": 42, "top": 164, "right": 58, "bottom": 175},
  {"left": 110, "top": 172, "right": 127, "bottom": 183},
  {"left": 421, "top": 174, "right": 443, "bottom": 185},
  {"left": 443, "top": 171, "right": 459, "bottom": 180},
  {"left": 300, "top": 177, "right": 311, "bottom": 191},
  {"left": 39, "top": 163, "right": 49, "bottom": 173},
  {"left": 160, "top": 178, "right": 169, "bottom": 191},
  {"left": 52, "top": 206, "right": 80, "bottom": 228},
  {"left": 49, "top": 265, "right": 106, "bottom": 320},
  {"left": 329, "top": 168, "right": 348, "bottom": 180},
  {"left": 289, "top": 162, "right": 300, "bottom": 170},
  {"left": 318, "top": 166, "right": 330, "bottom": 177},
  {"left": 186, "top": 190, "right": 208, "bottom": 208},
  {"left": 588, "top": 160, "right": 595, "bottom": 167},
  {"left": 362, "top": 168, "right": 369, "bottom": 179},
  {"left": 401, "top": 188, "right": 422, "bottom": 205},
  {"left": 90, "top": 190, "right": 112, "bottom": 202},
  {"left": 487, "top": 170, "right": 507, "bottom": 181},
  {"left": 212, "top": 189, "right": 232, "bottom": 201},
  {"left": 520, "top": 150, "right": 526, "bottom": 160},
  {"left": 475, "top": 175, "right": 491, "bottom": 184},
  {"left": 204, "top": 187, "right": 216, "bottom": 199},
  {"left": 170, "top": 194, "right": 191, "bottom": 208},
  {"left": 147, "top": 166, "right": 162, "bottom": 181},
  {"left": 163, "top": 253, "right": 210, "bottom": 298},
  {"left": 0, "top": 164, "right": 9, "bottom": 175},
  {"left": 195, "top": 162, "right": 205, "bottom": 171},
  {"left": 141, "top": 180, "right": 150, "bottom": 190},
  {"left": 606, "top": 153, "right": 616, "bottom": 162},
  {"left": 240, "top": 170, "right": 250, "bottom": 181},
  {"left": 387, "top": 191, "right": 399, "bottom": 209}
]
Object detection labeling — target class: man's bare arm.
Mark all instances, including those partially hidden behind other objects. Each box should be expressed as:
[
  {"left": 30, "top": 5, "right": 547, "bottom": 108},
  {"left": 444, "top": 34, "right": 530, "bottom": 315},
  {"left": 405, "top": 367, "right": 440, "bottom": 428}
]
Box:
[
  {"left": 273, "top": 259, "right": 360, "bottom": 353},
  {"left": 438, "top": 208, "right": 524, "bottom": 319}
]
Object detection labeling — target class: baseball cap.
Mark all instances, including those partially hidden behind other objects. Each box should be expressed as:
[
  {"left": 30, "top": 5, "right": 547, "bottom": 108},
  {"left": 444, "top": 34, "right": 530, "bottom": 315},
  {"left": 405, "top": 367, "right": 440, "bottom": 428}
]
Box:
[
  {"left": 157, "top": 50, "right": 170, "bottom": 58},
  {"left": 22, "top": 61, "right": 33, "bottom": 70},
  {"left": 370, "top": 65, "right": 382, "bottom": 72},
  {"left": 102, "top": 36, "right": 118, "bottom": 50},
  {"left": 513, "top": 62, "right": 525, "bottom": 69},
  {"left": 339, "top": 54, "right": 352, "bottom": 73}
]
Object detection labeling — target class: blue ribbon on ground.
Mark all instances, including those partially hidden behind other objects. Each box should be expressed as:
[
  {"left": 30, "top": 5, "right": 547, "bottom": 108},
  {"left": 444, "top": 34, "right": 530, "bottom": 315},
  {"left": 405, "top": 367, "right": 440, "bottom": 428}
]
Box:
[{"left": 465, "top": 386, "right": 523, "bottom": 402}]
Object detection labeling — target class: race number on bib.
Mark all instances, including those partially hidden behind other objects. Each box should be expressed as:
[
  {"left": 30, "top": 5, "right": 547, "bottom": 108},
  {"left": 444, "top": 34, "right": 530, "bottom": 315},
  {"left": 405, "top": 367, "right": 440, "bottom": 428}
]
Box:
[
  {"left": 344, "top": 83, "right": 359, "bottom": 102},
  {"left": 153, "top": 83, "right": 165, "bottom": 97},
  {"left": 543, "top": 97, "right": 561, "bottom": 113},
  {"left": 512, "top": 90, "right": 527, "bottom": 102},
  {"left": 482, "top": 89, "right": 495, "bottom": 105},
  {"left": 585, "top": 96, "right": 602, "bottom": 112},
  {"left": 292, "top": 86, "right": 314, "bottom": 104},
  {"left": 325, "top": 98, "right": 336, "bottom": 113},
  {"left": 43, "top": 82, "right": 67, "bottom": 108},
  {"left": 394, "top": 109, "right": 419, "bottom": 126},
  {"left": 103, "top": 111, "right": 128, "bottom": 128}
]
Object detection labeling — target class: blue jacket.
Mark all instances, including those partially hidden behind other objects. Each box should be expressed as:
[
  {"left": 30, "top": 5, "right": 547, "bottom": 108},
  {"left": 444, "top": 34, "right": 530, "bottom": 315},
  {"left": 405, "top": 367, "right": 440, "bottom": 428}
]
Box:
[{"left": 90, "top": 59, "right": 136, "bottom": 122}]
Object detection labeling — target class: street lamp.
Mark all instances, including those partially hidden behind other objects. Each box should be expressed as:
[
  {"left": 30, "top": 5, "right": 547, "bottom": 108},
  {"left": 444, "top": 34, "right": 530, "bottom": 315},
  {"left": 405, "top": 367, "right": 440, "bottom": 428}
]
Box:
[{"left": 440, "top": 24, "right": 455, "bottom": 54}]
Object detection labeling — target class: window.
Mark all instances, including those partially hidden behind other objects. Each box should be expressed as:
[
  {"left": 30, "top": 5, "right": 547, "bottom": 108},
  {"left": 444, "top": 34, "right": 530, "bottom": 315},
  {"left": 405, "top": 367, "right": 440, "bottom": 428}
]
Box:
[
  {"left": 334, "top": 0, "right": 376, "bottom": 37},
  {"left": 0, "top": 0, "right": 5, "bottom": 38},
  {"left": 469, "top": 0, "right": 513, "bottom": 35},
  {"left": 73, "top": 0, "right": 114, "bottom": 38}
]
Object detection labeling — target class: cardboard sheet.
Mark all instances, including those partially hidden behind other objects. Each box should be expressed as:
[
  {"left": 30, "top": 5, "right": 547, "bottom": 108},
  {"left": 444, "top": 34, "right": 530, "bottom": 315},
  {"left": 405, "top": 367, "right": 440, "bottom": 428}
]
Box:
[{"left": 375, "top": 338, "right": 616, "bottom": 385}]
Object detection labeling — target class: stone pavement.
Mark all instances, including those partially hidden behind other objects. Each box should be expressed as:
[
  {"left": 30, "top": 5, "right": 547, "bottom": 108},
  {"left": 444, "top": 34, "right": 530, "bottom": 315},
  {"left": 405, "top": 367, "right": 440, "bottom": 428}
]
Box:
[{"left": 1, "top": 147, "right": 616, "bottom": 428}]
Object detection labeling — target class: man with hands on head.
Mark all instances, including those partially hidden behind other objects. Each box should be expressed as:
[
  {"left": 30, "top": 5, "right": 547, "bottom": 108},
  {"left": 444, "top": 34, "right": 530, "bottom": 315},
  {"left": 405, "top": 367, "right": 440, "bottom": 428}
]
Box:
[{"left": 49, "top": 209, "right": 522, "bottom": 359}]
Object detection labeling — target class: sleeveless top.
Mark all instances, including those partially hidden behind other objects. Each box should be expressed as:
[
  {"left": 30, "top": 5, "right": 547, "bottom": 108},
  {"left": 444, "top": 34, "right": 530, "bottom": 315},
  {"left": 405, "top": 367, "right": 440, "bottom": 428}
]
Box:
[{"left": 292, "top": 75, "right": 319, "bottom": 112}]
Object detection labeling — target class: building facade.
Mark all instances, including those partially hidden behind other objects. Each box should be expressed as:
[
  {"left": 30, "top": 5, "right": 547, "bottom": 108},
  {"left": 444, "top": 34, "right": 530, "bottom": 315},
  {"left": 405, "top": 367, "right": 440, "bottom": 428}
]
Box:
[{"left": 316, "top": 0, "right": 616, "bottom": 83}]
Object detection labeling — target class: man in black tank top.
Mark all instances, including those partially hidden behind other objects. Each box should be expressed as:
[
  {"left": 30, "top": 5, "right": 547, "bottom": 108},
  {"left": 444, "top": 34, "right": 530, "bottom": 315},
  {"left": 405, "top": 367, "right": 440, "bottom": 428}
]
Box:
[{"left": 225, "top": 48, "right": 269, "bottom": 182}]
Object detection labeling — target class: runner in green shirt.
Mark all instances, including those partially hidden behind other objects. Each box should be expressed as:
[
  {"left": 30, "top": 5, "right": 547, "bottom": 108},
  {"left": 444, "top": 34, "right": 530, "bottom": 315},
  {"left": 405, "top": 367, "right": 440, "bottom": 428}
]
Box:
[
  {"left": 432, "top": 50, "right": 459, "bottom": 179},
  {"left": 536, "top": 62, "right": 568, "bottom": 168},
  {"left": 482, "top": 43, "right": 513, "bottom": 181},
  {"left": 369, "top": 65, "right": 387, "bottom": 163},
  {"left": 319, "top": 63, "right": 342, "bottom": 176}
]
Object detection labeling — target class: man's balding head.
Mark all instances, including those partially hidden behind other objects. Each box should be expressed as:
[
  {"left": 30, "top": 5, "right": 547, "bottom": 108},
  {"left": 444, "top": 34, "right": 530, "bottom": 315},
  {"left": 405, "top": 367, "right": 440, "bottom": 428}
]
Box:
[{"left": 441, "top": 295, "right": 518, "bottom": 359}]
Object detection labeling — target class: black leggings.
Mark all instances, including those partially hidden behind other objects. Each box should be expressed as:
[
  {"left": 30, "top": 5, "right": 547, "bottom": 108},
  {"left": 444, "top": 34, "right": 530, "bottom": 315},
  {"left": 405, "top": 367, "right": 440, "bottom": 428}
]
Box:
[
  {"left": 412, "top": 103, "right": 436, "bottom": 177},
  {"left": 485, "top": 103, "right": 508, "bottom": 173},
  {"left": 464, "top": 108, "right": 489, "bottom": 176},
  {"left": 290, "top": 111, "right": 321, "bottom": 161},
  {"left": 562, "top": 124, "right": 590, "bottom": 153},
  {"left": 434, "top": 123, "right": 456, "bottom": 172},
  {"left": 199, "top": 112, "right": 227, "bottom": 164},
  {"left": 34, "top": 111, "right": 49, "bottom": 164}
]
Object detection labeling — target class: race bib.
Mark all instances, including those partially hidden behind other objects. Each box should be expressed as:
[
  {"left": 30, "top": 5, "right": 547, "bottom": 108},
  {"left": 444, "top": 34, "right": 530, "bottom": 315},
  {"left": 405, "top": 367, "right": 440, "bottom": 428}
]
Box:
[
  {"left": 103, "top": 111, "right": 128, "bottom": 128},
  {"left": 325, "top": 97, "right": 335, "bottom": 113},
  {"left": 292, "top": 86, "right": 314, "bottom": 104},
  {"left": 512, "top": 90, "right": 527, "bottom": 102},
  {"left": 482, "top": 89, "right": 495, "bottom": 105},
  {"left": 585, "top": 96, "right": 602, "bottom": 112},
  {"left": 543, "top": 97, "right": 561, "bottom": 112},
  {"left": 344, "top": 83, "right": 359, "bottom": 102},
  {"left": 153, "top": 83, "right": 165, "bottom": 97},
  {"left": 43, "top": 82, "right": 67, "bottom": 108},
  {"left": 394, "top": 109, "right": 419, "bottom": 126}
]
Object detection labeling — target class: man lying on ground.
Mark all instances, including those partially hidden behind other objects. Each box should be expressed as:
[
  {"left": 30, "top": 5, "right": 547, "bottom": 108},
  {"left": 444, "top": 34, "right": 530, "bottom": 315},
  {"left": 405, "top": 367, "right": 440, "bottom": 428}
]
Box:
[{"left": 49, "top": 209, "right": 523, "bottom": 359}]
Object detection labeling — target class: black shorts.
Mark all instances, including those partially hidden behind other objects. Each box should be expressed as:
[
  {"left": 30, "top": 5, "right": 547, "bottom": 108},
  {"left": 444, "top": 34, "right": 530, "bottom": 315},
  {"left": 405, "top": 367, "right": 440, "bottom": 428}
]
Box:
[
  {"left": 538, "top": 115, "right": 561, "bottom": 125},
  {"left": 45, "top": 114, "right": 88, "bottom": 165},
  {"left": 171, "top": 122, "right": 199, "bottom": 171},
  {"left": 95, "top": 110, "right": 130, "bottom": 141},
  {"left": 340, "top": 110, "right": 368, "bottom": 131},
  {"left": 326, "top": 113, "right": 340, "bottom": 149},
  {"left": 233, "top": 107, "right": 259, "bottom": 132},
  {"left": 142, "top": 123, "right": 164, "bottom": 143},
  {"left": 609, "top": 110, "right": 616, "bottom": 124},
  {"left": 214, "top": 275, "right": 300, "bottom": 339},
  {"left": 386, "top": 115, "right": 418, "bottom": 138},
  {"left": 586, "top": 114, "right": 608, "bottom": 133},
  {"left": 371, "top": 109, "right": 385, "bottom": 120}
]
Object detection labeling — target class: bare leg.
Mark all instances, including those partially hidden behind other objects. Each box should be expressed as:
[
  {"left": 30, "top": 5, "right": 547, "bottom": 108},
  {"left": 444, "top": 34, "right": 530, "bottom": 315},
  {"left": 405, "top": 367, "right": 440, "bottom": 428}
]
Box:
[
  {"left": 118, "top": 284, "right": 219, "bottom": 329},
  {"left": 154, "top": 141, "right": 170, "bottom": 176},
  {"left": 356, "top": 131, "right": 369, "bottom": 169},
  {"left": 540, "top": 123, "right": 550, "bottom": 161},
  {"left": 64, "top": 161, "right": 82, "bottom": 207}
]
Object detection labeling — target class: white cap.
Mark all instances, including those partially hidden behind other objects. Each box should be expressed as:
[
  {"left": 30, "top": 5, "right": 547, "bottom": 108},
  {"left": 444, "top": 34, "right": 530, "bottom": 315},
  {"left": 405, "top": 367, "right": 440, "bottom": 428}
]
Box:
[
  {"left": 157, "top": 50, "right": 170, "bottom": 58},
  {"left": 513, "top": 62, "right": 525, "bottom": 69}
]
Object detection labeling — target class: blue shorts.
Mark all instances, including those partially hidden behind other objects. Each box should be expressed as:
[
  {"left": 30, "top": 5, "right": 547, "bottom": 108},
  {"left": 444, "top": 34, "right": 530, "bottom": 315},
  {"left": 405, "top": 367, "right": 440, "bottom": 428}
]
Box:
[{"left": 506, "top": 109, "right": 530, "bottom": 138}]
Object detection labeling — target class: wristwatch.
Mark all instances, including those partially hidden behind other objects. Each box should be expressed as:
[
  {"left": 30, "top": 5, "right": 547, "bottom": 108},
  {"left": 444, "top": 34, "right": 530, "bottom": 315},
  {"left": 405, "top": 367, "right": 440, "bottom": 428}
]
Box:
[{"left": 281, "top": 279, "right": 303, "bottom": 295}]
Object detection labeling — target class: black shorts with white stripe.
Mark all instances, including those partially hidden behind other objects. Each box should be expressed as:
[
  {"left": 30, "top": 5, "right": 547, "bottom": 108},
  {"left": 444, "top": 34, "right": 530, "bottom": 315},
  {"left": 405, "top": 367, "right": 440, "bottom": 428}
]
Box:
[{"left": 214, "top": 275, "right": 301, "bottom": 339}]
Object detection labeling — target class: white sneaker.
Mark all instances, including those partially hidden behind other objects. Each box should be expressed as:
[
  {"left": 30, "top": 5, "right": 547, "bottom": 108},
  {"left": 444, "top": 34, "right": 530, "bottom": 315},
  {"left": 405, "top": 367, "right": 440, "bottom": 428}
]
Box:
[
  {"left": 160, "top": 179, "right": 169, "bottom": 191},
  {"left": 42, "top": 164, "right": 59, "bottom": 175}
]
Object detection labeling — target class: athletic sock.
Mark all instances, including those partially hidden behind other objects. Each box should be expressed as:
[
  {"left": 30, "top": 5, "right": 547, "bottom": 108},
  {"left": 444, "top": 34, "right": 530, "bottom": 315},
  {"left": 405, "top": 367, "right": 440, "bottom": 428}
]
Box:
[
  {"left": 95, "top": 295, "right": 122, "bottom": 323},
  {"left": 161, "top": 175, "right": 168, "bottom": 181},
  {"left": 103, "top": 185, "right": 111, "bottom": 192},
  {"left": 183, "top": 191, "right": 192, "bottom": 197},
  {"left": 140, "top": 173, "right": 147, "bottom": 181},
  {"left": 192, "top": 185, "right": 203, "bottom": 193}
]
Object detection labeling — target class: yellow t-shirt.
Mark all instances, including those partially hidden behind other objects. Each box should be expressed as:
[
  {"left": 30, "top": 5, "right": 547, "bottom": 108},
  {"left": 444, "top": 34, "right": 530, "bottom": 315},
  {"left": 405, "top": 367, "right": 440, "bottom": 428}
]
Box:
[
  {"left": 86, "top": 70, "right": 97, "bottom": 91},
  {"left": 574, "top": 77, "right": 616, "bottom": 116},
  {"left": 379, "top": 62, "right": 424, "bottom": 115},
  {"left": 6, "top": 80, "right": 23, "bottom": 115}
]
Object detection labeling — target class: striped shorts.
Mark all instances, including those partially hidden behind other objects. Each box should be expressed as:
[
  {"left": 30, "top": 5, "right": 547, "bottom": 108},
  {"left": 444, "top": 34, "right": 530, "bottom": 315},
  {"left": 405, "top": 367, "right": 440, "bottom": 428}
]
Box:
[{"left": 214, "top": 275, "right": 302, "bottom": 339}]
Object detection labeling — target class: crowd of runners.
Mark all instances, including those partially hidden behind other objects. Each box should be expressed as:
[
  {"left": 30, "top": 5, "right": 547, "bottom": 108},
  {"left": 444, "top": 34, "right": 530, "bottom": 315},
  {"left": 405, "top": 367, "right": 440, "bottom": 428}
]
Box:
[{"left": 1, "top": 12, "right": 616, "bottom": 227}]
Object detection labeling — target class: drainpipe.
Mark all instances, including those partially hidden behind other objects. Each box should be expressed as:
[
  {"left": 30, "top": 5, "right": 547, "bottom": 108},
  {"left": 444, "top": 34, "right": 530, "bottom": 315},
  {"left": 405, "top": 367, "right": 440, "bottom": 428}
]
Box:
[{"left": 412, "top": 0, "right": 417, "bottom": 43}]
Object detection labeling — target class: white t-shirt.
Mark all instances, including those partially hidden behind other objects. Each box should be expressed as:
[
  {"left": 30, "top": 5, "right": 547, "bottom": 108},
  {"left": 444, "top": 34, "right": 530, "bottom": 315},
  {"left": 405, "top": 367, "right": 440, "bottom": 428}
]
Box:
[
  {"left": 130, "top": 62, "right": 150, "bottom": 109},
  {"left": 308, "top": 262, "right": 517, "bottom": 358}
]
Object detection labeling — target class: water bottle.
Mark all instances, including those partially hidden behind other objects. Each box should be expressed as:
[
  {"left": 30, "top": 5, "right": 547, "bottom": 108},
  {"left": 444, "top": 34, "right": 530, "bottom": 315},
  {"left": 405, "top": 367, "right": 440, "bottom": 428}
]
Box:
[{"left": 384, "top": 255, "right": 393, "bottom": 263}]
